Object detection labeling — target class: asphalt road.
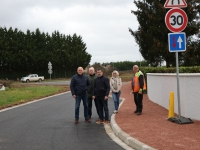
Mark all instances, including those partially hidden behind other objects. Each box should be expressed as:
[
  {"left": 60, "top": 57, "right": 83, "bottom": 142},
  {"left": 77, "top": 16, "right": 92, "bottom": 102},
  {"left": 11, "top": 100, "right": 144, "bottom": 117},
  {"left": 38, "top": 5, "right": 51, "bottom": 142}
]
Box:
[{"left": 0, "top": 92, "right": 124, "bottom": 150}]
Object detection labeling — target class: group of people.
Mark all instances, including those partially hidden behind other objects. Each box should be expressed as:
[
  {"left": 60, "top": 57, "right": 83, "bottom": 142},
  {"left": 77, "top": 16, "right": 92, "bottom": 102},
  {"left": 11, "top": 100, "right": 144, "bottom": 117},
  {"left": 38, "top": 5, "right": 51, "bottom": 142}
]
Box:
[{"left": 70, "top": 65, "right": 146, "bottom": 125}]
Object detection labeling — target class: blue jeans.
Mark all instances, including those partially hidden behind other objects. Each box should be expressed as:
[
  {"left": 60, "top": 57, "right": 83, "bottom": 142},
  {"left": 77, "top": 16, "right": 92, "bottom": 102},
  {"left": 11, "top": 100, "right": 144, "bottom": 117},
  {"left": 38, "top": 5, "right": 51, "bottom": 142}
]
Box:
[
  {"left": 75, "top": 93, "right": 88, "bottom": 120},
  {"left": 96, "top": 96, "right": 109, "bottom": 121},
  {"left": 112, "top": 91, "right": 121, "bottom": 111}
]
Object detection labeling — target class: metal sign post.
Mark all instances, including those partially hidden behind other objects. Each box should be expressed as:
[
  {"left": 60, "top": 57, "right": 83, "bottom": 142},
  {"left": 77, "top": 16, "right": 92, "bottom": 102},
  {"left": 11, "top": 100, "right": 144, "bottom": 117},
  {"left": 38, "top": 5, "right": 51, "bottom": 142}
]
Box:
[
  {"left": 168, "top": 52, "right": 193, "bottom": 124},
  {"left": 176, "top": 52, "right": 181, "bottom": 117},
  {"left": 164, "top": 0, "right": 193, "bottom": 124},
  {"left": 48, "top": 62, "right": 53, "bottom": 82}
]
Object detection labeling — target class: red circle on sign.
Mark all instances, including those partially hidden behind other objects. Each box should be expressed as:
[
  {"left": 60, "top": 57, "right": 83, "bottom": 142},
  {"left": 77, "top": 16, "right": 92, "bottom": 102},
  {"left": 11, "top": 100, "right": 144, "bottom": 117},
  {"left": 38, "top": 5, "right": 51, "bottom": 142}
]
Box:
[{"left": 165, "top": 8, "right": 188, "bottom": 32}]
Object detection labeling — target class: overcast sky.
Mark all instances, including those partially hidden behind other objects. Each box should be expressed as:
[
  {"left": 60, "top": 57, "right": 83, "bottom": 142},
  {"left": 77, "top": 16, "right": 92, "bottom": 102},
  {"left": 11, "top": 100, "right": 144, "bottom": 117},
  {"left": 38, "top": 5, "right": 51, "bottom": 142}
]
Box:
[{"left": 0, "top": 0, "right": 140, "bottom": 64}]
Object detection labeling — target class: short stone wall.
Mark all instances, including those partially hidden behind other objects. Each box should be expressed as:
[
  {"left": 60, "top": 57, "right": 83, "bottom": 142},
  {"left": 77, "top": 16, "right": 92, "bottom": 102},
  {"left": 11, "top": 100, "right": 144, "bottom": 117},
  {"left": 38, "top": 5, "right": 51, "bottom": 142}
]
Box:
[{"left": 147, "top": 73, "right": 200, "bottom": 120}]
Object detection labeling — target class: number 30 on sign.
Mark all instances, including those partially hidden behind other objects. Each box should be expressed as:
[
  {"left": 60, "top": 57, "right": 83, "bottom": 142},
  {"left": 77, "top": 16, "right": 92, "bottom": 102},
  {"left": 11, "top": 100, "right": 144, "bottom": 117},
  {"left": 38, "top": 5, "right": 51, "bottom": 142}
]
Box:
[{"left": 165, "top": 7, "right": 188, "bottom": 33}]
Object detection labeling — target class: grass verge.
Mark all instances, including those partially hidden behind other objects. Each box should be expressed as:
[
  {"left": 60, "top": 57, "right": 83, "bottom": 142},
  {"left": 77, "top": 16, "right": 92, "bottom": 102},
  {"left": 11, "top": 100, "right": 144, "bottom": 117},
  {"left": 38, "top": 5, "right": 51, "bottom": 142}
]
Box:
[
  {"left": 0, "top": 85, "right": 70, "bottom": 110},
  {"left": 11, "top": 78, "right": 71, "bottom": 84}
]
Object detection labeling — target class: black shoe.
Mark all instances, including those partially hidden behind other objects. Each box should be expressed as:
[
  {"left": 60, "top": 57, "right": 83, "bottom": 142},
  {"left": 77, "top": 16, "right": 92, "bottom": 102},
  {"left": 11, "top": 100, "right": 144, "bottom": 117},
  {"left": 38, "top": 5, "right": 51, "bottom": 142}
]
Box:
[
  {"left": 134, "top": 110, "right": 138, "bottom": 113},
  {"left": 137, "top": 112, "right": 142, "bottom": 115}
]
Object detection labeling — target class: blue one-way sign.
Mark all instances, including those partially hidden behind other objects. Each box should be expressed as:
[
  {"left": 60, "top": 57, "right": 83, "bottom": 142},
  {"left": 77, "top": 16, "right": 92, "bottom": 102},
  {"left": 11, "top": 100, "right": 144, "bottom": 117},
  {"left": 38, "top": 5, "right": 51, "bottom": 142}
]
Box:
[{"left": 168, "top": 32, "right": 186, "bottom": 52}]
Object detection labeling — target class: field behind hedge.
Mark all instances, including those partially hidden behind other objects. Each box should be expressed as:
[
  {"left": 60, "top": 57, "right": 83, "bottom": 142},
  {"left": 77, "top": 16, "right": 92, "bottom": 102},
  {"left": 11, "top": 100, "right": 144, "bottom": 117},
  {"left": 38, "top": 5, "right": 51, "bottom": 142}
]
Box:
[{"left": 118, "top": 66, "right": 200, "bottom": 82}]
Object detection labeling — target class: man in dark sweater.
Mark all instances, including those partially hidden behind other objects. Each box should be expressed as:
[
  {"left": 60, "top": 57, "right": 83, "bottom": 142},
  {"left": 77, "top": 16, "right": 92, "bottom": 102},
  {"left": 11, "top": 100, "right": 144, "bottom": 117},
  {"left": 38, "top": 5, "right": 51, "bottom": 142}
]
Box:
[
  {"left": 70, "top": 67, "right": 91, "bottom": 124},
  {"left": 87, "top": 67, "right": 99, "bottom": 119},
  {"left": 93, "top": 68, "right": 110, "bottom": 125}
]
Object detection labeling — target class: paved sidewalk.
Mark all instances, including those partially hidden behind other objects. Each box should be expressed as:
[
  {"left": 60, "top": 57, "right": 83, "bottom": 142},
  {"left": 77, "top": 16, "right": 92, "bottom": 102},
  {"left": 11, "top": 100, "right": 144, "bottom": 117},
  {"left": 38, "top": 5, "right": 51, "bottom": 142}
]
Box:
[{"left": 111, "top": 83, "right": 200, "bottom": 150}]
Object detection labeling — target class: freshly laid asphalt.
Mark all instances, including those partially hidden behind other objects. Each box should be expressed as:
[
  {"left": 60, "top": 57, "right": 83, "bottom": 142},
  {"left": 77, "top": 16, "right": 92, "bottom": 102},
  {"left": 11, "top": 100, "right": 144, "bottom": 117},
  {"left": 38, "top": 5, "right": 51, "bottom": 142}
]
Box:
[{"left": 0, "top": 92, "right": 124, "bottom": 150}]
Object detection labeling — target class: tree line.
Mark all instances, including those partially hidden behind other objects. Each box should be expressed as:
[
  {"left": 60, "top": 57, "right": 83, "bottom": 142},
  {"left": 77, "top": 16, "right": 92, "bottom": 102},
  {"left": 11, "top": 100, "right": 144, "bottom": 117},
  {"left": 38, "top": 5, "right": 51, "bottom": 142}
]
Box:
[
  {"left": 0, "top": 27, "right": 91, "bottom": 79},
  {"left": 102, "top": 60, "right": 148, "bottom": 71},
  {"left": 129, "top": 0, "right": 200, "bottom": 67},
  {"left": 90, "top": 61, "right": 148, "bottom": 75}
]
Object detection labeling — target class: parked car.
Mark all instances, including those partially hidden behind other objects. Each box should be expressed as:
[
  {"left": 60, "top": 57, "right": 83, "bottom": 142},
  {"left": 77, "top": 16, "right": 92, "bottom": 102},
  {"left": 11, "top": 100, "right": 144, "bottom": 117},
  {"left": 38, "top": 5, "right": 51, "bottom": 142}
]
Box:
[{"left": 21, "top": 74, "right": 44, "bottom": 83}]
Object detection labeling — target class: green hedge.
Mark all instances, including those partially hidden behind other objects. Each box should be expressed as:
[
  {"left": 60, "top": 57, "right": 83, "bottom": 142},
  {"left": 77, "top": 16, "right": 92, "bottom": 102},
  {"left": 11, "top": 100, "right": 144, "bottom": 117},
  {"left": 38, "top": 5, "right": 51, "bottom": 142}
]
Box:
[
  {"left": 140, "top": 66, "right": 200, "bottom": 75},
  {"left": 139, "top": 66, "right": 200, "bottom": 93},
  {"left": 119, "top": 66, "right": 200, "bottom": 93}
]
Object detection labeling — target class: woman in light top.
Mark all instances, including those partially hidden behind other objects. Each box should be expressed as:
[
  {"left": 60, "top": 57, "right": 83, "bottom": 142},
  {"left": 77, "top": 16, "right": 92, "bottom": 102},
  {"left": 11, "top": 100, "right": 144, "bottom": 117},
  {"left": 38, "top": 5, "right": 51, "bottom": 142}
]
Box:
[{"left": 110, "top": 70, "right": 122, "bottom": 114}]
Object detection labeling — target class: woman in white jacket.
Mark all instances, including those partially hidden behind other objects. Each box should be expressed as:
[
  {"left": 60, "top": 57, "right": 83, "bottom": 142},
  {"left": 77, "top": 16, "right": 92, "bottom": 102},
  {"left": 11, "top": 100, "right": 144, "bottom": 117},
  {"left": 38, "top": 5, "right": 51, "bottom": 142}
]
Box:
[{"left": 110, "top": 70, "right": 122, "bottom": 114}]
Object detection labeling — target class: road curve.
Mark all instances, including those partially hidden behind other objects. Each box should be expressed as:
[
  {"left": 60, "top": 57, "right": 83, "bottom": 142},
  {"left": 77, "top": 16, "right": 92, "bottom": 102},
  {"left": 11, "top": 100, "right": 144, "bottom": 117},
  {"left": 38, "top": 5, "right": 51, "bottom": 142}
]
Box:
[{"left": 0, "top": 92, "right": 123, "bottom": 150}]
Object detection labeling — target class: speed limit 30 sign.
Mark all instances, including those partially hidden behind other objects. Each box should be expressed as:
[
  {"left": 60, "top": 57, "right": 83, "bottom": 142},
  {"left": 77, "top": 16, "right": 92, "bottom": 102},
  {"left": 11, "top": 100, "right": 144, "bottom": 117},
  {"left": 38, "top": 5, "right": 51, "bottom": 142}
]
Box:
[{"left": 165, "top": 7, "right": 188, "bottom": 33}]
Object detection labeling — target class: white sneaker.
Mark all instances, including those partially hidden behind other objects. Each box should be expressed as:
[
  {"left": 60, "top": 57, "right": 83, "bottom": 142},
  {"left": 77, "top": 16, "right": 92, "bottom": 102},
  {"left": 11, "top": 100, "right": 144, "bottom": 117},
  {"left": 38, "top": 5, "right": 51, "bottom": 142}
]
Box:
[{"left": 113, "top": 110, "right": 118, "bottom": 114}]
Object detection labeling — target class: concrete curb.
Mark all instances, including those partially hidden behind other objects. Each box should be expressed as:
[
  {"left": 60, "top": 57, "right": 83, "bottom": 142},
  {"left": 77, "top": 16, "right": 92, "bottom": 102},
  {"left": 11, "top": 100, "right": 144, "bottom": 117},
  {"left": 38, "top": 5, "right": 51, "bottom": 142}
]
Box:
[
  {"left": 109, "top": 96, "right": 156, "bottom": 150},
  {"left": 104, "top": 123, "right": 134, "bottom": 150}
]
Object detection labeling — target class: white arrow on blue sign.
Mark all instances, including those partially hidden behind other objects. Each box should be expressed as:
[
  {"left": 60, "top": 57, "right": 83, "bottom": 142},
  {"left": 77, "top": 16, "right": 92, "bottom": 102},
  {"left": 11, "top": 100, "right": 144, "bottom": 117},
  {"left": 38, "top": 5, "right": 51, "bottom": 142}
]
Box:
[{"left": 168, "top": 32, "right": 186, "bottom": 52}]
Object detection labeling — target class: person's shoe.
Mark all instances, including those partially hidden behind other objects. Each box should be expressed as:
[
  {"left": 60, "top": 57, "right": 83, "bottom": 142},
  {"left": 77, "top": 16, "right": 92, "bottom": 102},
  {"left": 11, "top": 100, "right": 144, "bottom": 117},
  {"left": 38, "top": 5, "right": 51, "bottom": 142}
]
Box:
[
  {"left": 96, "top": 119, "right": 104, "bottom": 124},
  {"left": 113, "top": 110, "right": 118, "bottom": 114},
  {"left": 85, "top": 118, "right": 91, "bottom": 123},
  {"left": 104, "top": 120, "right": 109, "bottom": 125},
  {"left": 137, "top": 112, "right": 142, "bottom": 115},
  {"left": 134, "top": 110, "right": 138, "bottom": 113},
  {"left": 74, "top": 120, "right": 79, "bottom": 124}
]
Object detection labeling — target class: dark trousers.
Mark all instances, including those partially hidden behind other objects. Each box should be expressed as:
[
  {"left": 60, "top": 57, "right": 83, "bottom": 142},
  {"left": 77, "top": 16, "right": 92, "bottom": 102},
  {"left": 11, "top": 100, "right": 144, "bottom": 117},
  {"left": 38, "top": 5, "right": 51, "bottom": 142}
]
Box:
[
  {"left": 88, "top": 97, "right": 99, "bottom": 117},
  {"left": 96, "top": 96, "right": 109, "bottom": 121},
  {"left": 75, "top": 93, "right": 88, "bottom": 120},
  {"left": 133, "top": 92, "right": 143, "bottom": 113}
]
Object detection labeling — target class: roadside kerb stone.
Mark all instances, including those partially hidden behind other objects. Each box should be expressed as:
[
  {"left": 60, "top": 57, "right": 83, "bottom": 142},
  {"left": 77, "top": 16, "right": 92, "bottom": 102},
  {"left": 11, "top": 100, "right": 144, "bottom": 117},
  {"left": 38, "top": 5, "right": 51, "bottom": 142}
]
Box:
[
  {"left": 109, "top": 95, "right": 156, "bottom": 150},
  {"left": 104, "top": 124, "right": 134, "bottom": 150}
]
